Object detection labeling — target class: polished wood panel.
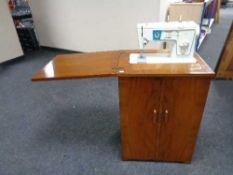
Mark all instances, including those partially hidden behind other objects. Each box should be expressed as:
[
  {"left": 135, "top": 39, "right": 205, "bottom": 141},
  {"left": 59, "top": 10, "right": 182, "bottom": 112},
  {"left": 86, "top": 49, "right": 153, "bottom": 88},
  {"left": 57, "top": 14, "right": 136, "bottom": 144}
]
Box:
[
  {"left": 216, "top": 22, "right": 233, "bottom": 79},
  {"left": 158, "top": 77, "right": 211, "bottom": 163},
  {"left": 119, "top": 77, "right": 162, "bottom": 160},
  {"left": 119, "top": 76, "right": 212, "bottom": 163},
  {"left": 32, "top": 50, "right": 214, "bottom": 81},
  {"left": 32, "top": 51, "right": 121, "bottom": 81}
]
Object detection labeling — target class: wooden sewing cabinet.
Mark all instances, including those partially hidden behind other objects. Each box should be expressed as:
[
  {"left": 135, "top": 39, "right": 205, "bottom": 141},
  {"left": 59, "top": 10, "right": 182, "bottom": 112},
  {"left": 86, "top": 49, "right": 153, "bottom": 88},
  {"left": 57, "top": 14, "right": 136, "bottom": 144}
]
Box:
[{"left": 32, "top": 50, "right": 214, "bottom": 163}]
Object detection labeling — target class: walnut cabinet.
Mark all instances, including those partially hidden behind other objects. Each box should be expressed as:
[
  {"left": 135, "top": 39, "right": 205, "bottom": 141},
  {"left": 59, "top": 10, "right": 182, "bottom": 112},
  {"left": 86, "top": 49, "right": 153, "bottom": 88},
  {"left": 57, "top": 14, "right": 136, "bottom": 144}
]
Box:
[
  {"left": 32, "top": 50, "right": 214, "bottom": 163},
  {"left": 119, "top": 77, "right": 211, "bottom": 162}
]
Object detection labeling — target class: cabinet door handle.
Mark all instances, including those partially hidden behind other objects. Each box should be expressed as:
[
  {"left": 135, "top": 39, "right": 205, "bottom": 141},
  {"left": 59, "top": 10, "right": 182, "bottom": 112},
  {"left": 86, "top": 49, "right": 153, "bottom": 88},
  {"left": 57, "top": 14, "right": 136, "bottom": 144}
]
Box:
[
  {"left": 165, "top": 109, "right": 169, "bottom": 123},
  {"left": 153, "top": 109, "right": 157, "bottom": 124}
]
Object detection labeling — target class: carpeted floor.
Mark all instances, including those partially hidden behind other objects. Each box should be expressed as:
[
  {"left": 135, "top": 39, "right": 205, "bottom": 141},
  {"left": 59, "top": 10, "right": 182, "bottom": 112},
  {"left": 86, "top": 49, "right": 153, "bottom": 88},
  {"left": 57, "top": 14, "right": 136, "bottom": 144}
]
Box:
[
  {"left": 198, "top": 7, "right": 233, "bottom": 69},
  {"left": 0, "top": 8, "right": 232, "bottom": 175}
]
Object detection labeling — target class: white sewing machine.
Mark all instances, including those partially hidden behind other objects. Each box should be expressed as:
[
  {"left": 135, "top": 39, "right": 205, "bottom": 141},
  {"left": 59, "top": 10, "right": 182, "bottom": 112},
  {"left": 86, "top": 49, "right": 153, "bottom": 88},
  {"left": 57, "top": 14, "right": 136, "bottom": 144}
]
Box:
[{"left": 130, "top": 21, "right": 200, "bottom": 64}]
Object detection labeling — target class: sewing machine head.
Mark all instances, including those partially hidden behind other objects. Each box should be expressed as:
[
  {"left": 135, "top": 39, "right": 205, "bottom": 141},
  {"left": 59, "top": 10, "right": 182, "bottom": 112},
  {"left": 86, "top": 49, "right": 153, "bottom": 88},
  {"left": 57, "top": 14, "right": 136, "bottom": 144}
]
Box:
[{"left": 130, "top": 21, "right": 200, "bottom": 64}]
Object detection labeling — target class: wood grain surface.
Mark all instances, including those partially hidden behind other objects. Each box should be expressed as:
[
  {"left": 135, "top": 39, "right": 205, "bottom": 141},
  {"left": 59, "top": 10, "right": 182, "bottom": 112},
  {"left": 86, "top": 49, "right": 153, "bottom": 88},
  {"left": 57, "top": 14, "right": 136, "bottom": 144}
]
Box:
[
  {"left": 32, "top": 51, "right": 121, "bottom": 81},
  {"left": 119, "top": 77, "right": 211, "bottom": 162},
  {"left": 216, "top": 22, "right": 233, "bottom": 79},
  {"left": 119, "top": 77, "right": 162, "bottom": 160},
  {"left": 32, "top": 50, "right": 214, "bottom": 81},
  {"left": 157, "top": 77, "right": 211, "bottom": 163}
]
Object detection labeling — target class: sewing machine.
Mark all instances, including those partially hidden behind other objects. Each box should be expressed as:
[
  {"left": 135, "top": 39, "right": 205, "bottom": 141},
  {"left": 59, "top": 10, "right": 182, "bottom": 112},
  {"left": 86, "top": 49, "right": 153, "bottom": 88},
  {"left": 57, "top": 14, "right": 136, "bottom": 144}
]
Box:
[{"left": 130, "top": 21, "right": 200, "bottom": 64}]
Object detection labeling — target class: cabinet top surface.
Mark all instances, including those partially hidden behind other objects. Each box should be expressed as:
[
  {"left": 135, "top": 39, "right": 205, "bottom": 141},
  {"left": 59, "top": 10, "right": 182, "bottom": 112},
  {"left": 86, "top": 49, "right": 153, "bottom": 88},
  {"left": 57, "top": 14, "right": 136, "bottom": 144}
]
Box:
[{"left": 32, "top": 50, "right": 215, "bottom": 81}]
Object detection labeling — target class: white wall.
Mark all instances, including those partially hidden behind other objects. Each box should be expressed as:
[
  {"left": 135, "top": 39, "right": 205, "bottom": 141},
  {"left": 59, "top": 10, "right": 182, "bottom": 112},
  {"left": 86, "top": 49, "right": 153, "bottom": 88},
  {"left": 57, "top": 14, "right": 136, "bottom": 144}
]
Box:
[
  {"left": 29, "top": 0, "right": 163, "bottom": 52},
  {"left": 0, "top": 0, "right": 23, "bottom": 63}
]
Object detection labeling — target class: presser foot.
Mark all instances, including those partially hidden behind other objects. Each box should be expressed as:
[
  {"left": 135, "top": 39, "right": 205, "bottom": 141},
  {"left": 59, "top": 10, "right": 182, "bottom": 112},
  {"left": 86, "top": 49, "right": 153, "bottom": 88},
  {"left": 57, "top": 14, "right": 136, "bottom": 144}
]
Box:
[{"left": 136, "top": 54, "right": 147, "bottom": 63}]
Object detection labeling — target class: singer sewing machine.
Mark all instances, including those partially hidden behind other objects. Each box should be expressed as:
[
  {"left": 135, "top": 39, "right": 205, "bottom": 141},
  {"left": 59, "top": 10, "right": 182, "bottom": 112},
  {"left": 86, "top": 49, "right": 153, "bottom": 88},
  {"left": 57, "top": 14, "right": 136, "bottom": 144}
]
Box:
[{"left": 130, "top": 21, "right": 200, "bottom": 64}]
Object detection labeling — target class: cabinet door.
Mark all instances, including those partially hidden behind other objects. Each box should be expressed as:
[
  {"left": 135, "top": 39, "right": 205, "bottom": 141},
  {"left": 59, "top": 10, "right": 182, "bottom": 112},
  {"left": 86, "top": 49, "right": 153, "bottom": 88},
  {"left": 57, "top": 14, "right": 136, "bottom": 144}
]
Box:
[
  {"left": 158, "top": 77, "right": 211, "bottom": 162},
  {"left": 119, "top": 77, "right": 162, "bottom": 160}
]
